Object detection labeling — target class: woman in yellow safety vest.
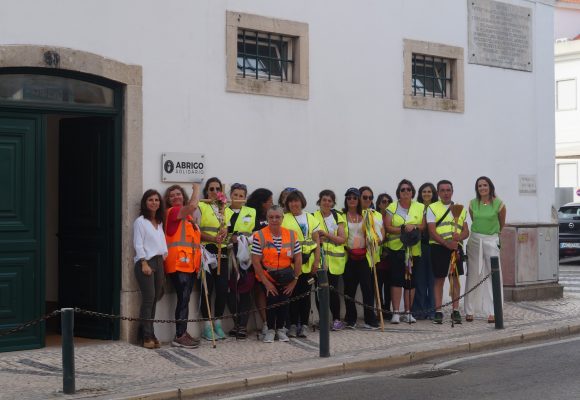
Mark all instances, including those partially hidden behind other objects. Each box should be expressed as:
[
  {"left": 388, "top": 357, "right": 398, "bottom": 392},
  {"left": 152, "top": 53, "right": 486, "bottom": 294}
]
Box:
[
  {"left": 282, "top": 189, "right": 320, "bottom": 338},
  {"left": 313, "top": 190, "right": 347, "bottom": 331}
]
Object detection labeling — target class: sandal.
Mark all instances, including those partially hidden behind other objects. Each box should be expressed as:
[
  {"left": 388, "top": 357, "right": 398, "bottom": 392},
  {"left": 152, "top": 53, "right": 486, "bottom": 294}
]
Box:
[
  {"left": 488, "top": 316, "right": 495, "bottom": 323},
  {"left": 465, "top": 315, "right": 474, "bottom": 322}
]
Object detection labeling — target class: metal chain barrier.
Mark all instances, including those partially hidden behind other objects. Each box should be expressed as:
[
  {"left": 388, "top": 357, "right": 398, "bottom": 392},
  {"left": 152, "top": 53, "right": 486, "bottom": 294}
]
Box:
[
  {"left": 0, "top": 310, "right": 62, "bottom": 338},
  {"left": 330, "top": 271, "right": 492, "bottom": 319}
]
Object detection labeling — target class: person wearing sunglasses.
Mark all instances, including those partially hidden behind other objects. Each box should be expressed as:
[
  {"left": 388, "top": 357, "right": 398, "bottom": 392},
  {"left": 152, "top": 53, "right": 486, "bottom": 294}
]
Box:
[
  {"left": 375, "top": 193, "right": 394, "bottom": 321},
  {"left": 282, "top": 189, "right": 321, "bottom": 338},
  {"left": 384, "top": 180, "right": 425, "bottom": 324},
  {"left": 313, "top": 190, "right": 347, "bottom": 331},
  {"left": 342, "top": 188, "right": 380, "bottom": 330},
  {"left": 224, "top": 183, "right": 256, "bottom": 339},
  {"left": 198, "top": 177, "right": 229, "bottom": 340},
  {"left": 163, "top": 183, "right": 202, "bottom": 349},
  {"left": 413, "top": 182, "right": 438, "bottom": 320}
]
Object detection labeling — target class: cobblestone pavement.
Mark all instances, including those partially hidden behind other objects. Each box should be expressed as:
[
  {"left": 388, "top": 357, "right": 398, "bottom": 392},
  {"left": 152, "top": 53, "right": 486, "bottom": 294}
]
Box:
[{"left": 2, "top": 294, "right": 580, "bottom": 400}]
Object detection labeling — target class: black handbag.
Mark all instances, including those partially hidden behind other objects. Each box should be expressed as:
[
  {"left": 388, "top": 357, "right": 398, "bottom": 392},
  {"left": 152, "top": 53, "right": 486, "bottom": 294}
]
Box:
[{"left": 268, "top": 267, "right": 295, "bottom": 285}]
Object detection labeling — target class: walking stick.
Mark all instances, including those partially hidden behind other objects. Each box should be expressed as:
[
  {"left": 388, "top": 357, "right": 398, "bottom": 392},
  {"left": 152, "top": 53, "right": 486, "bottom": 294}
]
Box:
[
  {"left": 200, "top": 265, "right": 217, "bottom": 348},
  {"left": 228, "top": 246, "right": 240, "bottom": 339},
  {"left": 365, "top": 211, "right": 384, "bottom": 331},
  {"left": 448, "top": 205, "right": 464, "bottom": 299}
]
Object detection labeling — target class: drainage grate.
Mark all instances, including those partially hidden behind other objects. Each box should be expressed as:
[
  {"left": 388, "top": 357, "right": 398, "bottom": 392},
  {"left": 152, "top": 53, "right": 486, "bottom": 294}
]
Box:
[{"left": 399, "top": 369, "right": 459, "bottom": 379}]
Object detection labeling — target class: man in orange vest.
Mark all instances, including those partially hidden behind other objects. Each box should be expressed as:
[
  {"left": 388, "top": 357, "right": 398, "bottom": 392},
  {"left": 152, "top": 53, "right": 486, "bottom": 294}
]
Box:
[{"left": 252, "top": 205, "right": 302, "bottom": 343}]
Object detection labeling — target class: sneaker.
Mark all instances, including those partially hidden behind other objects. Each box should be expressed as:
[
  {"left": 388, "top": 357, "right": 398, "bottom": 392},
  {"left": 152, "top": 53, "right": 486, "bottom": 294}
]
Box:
[
  {"left": 451, "top": 310, "right": 462, "bottom": 324},
  {"left": 287, "top": 324, "right": 298, "bottom": 338},
  {"left": 263, "top": 329, "right": 275, "bottom": 343},
  {"left": 359, "top": 322, "right": 380, "bottom": 330},
  {"left": 213, "top": 321, "right": 226, "bottom": 340},
  {"left": 400, "top": 313, "right": 417, "bottom": 324},
  {"left": 345, "top": 322, "right": 356, "bottom": 329},
  {"left": 171, "top": 333, "right": 199, "bottom": 349},
  {"left": 143, "top": 338, "right": 156, "bottom": 349},
  {"left": 276, "top": 329, "right": 289, "bottom": 342},
  {"left": 152, "top": 335, "right": 161, "bottom": 349},
  {"left": 390, "top": 314, "right": 400, "bottom": 324},
  {"left": 296, "top": 324, "right": 308, "bottom": 338},
  {"left": 258, "top": 324, "right": 268, "bottom": 340},
  {"left": 433, "top": 311, "right": 443, "bottom": 325},
  {"left": 236, "top": 327, "right": 247, "bottom": 339},
  {"left": 332, "top": 320, "right": 346, "bottom": 331},
  {"left": 185, "top": 332, "right": 201, "bottom": 346},
  {"left": 202, "top": 324, "right": 217, "bottom": 341},
  {"left": 228, "top": 327, "right": 239, "bottom": 337}
]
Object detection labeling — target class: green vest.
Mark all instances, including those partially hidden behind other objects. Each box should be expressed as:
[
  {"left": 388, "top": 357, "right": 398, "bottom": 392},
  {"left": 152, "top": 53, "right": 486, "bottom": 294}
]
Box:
[
  {"left": 225, "top": 206, "right": 256, "bottom": 236},
  {"left": 313, "top": 210, "right": 347, "bottom": 275},
  {"left": 199, "top": 202, "right": 228, "bottom": 248},
  {"left": 428, "top": 201, "right": 467, "bottom": 246},
  {"left": 282, "top": 212, "right": 319, "bottom": 273},
  {"left": 385, "top": 201, "right": 424, "bottom": 256}
]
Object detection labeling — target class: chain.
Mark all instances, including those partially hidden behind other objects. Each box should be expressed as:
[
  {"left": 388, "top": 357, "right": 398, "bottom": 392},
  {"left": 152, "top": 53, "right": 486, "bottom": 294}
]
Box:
[
  {"left": 330, "top": 272, "right": 492, "bottom": 317},
  {"left": 0, "top": 310, "right": 62, "bottom": 338},
  {"left": 75, "top": 289, "right": 315, "bottom": 324}
]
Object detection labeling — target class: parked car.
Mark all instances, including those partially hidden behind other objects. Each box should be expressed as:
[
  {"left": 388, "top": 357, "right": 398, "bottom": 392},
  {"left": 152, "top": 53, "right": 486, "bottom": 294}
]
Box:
[{"left": 558, "top": 203, "right": 580, "bottom": 257}]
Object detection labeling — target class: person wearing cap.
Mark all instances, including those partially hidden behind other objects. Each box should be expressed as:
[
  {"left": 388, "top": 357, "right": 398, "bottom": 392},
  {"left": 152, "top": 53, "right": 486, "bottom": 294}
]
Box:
[
  {"left": 225, "top": 183, "right": 256, "bottom": 339},
  {"left": 342, "top": 187, "right": 380, "bottom": 330},
  {"left": 384, "top": 179, "right": 425, "bottom": 324},
  {"left": 282, "top": 189, "right": 321, "bottom": 338},
  {"left": 198, "top": 177, "right": 229, "bottom": 340},
  {"left": 252, "top": 206, "right": 302, "bottom": 343},
  {"left": 375, "top": 193, "right": 394, "bottom": 321},
  {"left": 313, "top": 189, "right": 347, "bottom": 331}
]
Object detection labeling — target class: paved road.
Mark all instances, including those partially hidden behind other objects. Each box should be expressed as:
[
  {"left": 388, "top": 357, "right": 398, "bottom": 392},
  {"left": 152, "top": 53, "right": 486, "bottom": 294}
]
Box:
[
  {"left": 560, "top": 258, "right": 580, "bottom": 294},
  {"left": 210, "top": 336, "right": 580, "bottom": 400}
]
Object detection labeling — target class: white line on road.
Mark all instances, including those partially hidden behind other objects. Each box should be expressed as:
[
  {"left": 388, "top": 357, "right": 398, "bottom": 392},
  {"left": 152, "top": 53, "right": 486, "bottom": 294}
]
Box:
[{"left": 436, "top": 335, "right": 580, "bottom": 369}]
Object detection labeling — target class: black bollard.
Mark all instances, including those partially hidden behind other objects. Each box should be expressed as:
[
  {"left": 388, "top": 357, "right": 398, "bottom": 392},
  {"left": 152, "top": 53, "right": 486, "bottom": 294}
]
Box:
[
  {"left": 61, "top": 308, "right": 75, "bottom": 394},
  {"left": 317, "top": 269, "right": 330, "bottom": 358},
  {"left": 490, "top": 257, "right": 504, "bottom": 329}
]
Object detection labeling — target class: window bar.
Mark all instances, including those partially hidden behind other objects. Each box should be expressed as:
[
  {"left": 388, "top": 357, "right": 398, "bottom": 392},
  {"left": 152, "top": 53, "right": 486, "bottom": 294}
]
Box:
[
  {"left": 242, "top": 30, "right": 247, "bottom": 78},
  {"left": 412, "top": 53, "right": 416, "bottom": 95},
  {"left": 422, "top": 55, "right": 426, "bottom": 97},
  {"left": 431, "top": 56, "right": 436, "bottom": 98},
  {"left": 441, "top": 59, "right": 446, "bottom": 98},
  {"left": 255, "top": 31, "right": 260, "bottom": 80},
  {"left": 279, "top": 35, "right": 284, "bottom": 82},
  {"left": 268, "top": 33, "right": 272, "bottom": 81}
]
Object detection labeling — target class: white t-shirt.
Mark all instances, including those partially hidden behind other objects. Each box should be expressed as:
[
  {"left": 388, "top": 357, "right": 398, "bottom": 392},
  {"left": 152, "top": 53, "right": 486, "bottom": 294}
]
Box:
[
  {"left": 133, "top": 216, "right": 168, "bottom": 263},
  {"left": 294, "top": 212, "right": 320, "bottom": 237},
  {"left": 324, "top": 214, "right": 338, "bottom": 234},
  {"left": 426, "top": 203, "right": 450, "bottom": 224}
]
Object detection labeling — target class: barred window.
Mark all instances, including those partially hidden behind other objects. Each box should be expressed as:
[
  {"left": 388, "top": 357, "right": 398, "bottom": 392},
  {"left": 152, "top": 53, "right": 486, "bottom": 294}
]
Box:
[
  {"left": 237, "top": 30, "right": 294, "bottom": 82},
  {"left": 412, "top": 54, "right": 451, "bottom": 98}
]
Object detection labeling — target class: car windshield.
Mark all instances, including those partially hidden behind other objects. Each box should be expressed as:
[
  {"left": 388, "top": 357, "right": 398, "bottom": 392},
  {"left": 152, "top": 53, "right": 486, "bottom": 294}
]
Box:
[{"left": 559, "top": 206, "right": 580, "bottom": 218}]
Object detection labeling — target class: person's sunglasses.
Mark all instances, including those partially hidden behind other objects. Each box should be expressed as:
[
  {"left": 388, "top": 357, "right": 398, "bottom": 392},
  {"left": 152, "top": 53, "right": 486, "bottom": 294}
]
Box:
[
  {"left": 208, "top": 186, "right": 222, "bottom": 192},
  {"left": 346, "top": 196, "right": 358, "bottom": 201},
  {"left": 400, "top": 187, "right": 412, "bottom": 192},
  {"left": 380, "top": 199, "right": 389, "bottom": 204},
  {"left": 362, "top": 195, "right": 373, "bottom": 201}
]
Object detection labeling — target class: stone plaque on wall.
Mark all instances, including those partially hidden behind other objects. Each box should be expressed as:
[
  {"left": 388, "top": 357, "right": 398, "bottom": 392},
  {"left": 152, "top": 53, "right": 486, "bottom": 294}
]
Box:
[{"left": 468, "top": 0, "right": 532, "bottom": 72}]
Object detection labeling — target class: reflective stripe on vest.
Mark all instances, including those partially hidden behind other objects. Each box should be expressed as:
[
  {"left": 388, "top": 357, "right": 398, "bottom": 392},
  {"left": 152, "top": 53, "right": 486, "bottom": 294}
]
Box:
[
  {"left": 255, "top": 227, "right": 296, "bottom": 270},
  {"left": 164, "top": 209, "right": 201, "bottom": 274},
  {"left": 199, "top": 202, "right": 227, "bottom": 247},
  {"left": 428, "top": 201, "right": 466, "bottom": 246},
  {"left": 313, "top": 210, "right": 347, "bottom": 275},
  {"left": 386, "top": 201, "right": 424, "bottom": 256}
]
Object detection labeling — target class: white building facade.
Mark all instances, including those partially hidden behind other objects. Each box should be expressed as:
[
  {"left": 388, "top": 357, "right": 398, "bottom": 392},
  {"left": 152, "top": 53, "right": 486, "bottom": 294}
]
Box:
[{"left": 0, "top": 0, "right": 557, "bottom": 350}]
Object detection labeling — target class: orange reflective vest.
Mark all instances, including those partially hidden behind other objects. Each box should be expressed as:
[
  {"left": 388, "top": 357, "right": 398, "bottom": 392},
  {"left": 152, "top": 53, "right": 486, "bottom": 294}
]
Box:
[
  {"left": 253, "top": 226, "right": 296, "bottom": 282},
  {"left": 164, "top": 208, "right": 201, "bottom": 274}
]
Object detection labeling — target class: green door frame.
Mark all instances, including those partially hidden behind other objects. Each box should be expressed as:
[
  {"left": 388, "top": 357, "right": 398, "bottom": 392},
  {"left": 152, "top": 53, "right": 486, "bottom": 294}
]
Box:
[{"left": 0, "top": 67, "right": 123, "bottom": 345}]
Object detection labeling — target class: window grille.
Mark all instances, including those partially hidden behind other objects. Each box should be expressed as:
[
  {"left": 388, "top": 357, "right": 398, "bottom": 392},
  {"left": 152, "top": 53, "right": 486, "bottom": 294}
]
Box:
[
  {"left": 412, "top": 54, "right": 452, "bottom": 98},
  {"left": 237, "top": 29, "right": 294, "bottom": 82}
]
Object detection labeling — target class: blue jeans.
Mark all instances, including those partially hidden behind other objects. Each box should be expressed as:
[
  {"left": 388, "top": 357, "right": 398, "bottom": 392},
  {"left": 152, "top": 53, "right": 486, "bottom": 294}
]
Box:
[{"left": 412, "top": 243, "right": 435, "bottom": 318}]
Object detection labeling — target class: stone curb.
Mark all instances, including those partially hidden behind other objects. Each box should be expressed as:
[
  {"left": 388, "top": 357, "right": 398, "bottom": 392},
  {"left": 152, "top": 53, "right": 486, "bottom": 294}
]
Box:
[{"left": 114, "top": 322, "right": 580, "bottom": 400}]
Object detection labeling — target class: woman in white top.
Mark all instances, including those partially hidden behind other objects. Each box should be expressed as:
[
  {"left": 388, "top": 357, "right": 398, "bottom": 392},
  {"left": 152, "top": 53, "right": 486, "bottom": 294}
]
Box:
[{"left": 133, "top": 189, "right": 168, "bottom": 349}]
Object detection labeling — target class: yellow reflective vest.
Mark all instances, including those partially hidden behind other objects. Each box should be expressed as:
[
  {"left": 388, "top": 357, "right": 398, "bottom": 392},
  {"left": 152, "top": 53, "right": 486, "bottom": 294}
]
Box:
[
  {"left": 313, "top": 210, "right": 347, "bottom": 275},
  {"left": 225, "top": 206, "right": 256, "bottom": 236},
  {"left": 385, "top": 200, "right": 425, "bottom": 257},
  {"left": 282, "top": 212, "right": 319, "bottom": 274},
  {"left": 199, "top": 202, "right": 228, "bottom": 248},
  {"left": 428, "top": 201, "right": 467, "bottom": 246}
]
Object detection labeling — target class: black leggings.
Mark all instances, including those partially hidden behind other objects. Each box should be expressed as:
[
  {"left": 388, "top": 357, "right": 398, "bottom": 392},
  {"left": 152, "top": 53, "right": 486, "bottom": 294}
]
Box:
[
  {"left": 169, "top": 271, "right": 195, "bottom": 337},
  {"left": 289, "top": 273, "right": 312, "bottom": 326},
  {"left": 199, "top": 265, "right": 229, "bottom": 318},
  {"left": 262, "top": 283, "right": 289, "bottom": 330},
  {"left": 343, "top": 257, "right": 377, "bottom": 326}
]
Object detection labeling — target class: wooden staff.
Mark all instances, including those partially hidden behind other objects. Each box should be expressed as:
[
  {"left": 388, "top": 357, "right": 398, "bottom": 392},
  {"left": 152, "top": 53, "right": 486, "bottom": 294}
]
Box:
[
  {"left": 200, "top": 265, "right": 217, "bottom": 348},
  {"left": 365, "top": 211, "right": 384, "bottom": 331},
  {"left": 448, "top": 204, "right": 464, "bottom": 297}
]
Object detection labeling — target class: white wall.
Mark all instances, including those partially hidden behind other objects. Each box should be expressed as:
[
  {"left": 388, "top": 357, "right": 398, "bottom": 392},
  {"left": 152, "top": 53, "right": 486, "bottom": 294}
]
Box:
[{"left": 555, "top": 5, "right": 580, "bottom": 39}]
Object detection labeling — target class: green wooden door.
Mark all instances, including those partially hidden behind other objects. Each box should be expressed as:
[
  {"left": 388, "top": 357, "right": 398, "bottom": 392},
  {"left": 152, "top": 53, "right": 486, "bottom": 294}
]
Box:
[
  {"left": 58, "top": 117, "right": 115, "bottom": 339},
  {"left": 0, "top": 113, "right": 44, "bottom": 352}
]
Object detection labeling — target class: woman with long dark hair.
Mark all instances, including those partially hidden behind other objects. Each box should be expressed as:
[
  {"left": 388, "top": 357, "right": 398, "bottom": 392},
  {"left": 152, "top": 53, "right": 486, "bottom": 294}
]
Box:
[{"left": 133, "top": 189, "right": 167, "bottom": 348}]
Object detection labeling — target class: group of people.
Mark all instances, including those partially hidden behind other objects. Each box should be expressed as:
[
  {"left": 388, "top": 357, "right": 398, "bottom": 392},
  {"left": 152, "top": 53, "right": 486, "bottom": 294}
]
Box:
[{"left": 132, "top": 176, "right": 506, "bottom": 348}]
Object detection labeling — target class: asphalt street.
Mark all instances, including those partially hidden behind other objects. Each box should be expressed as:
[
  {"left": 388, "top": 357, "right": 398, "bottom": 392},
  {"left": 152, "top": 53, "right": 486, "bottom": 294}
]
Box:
[{"left": 208, "top": 336, "right": 580, "bottom": 400}]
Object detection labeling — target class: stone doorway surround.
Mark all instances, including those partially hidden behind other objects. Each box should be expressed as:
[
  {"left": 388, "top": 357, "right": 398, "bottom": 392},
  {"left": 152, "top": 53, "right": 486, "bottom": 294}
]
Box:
[{"left": 0, "top": 45, "right": 143, "bottom": 342}]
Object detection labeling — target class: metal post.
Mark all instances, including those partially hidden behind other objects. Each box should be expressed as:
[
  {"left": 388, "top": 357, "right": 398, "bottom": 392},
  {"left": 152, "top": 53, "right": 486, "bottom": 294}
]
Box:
[
  {"left": 490, "top": 257, "right": 504, "bottom": 329},
  {"left": 317, "top": 269, "right": 330, "bottom": 358},
  {"left": 61, "top": 308, "right": 75, "bottom": 394}
]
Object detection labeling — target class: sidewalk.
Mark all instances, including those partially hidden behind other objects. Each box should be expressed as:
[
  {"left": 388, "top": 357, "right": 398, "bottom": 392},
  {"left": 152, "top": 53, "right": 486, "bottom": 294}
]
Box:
[{"left": 2, "top": 293, "right": 580, "bottom": 400}]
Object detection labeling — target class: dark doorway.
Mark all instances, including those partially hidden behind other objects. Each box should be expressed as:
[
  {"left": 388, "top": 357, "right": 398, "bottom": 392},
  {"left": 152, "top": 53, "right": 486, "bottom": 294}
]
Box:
[{"left": 58, "top": 117, "right": 115, "bottom": 339}]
